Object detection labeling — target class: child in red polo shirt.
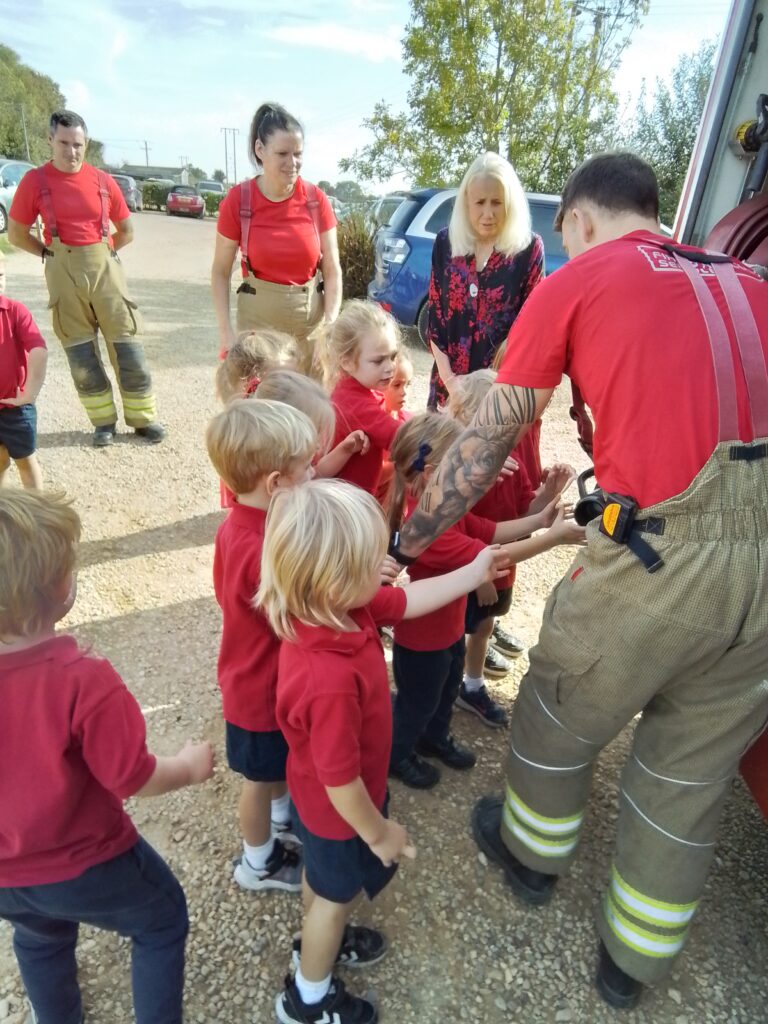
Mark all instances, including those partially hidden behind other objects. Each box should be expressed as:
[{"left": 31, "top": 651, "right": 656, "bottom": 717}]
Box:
[
  {"left": 387, "top": 412, "right": 584, "bottom": 790},
  {"left": 207, "top": 398, "right": 318, "bottom": 893},
  {"left": 258, "top": 479, "right": 503, "bottom": 1024},
  {"left": 327, "top": 300, "right": 403, "bottom": 495},
  {"left": 0, "top": 251, "right": 48, "bottom": 489},
  {"left": 447, "top": 369, "right": 575, "bottom": 726},
  {"left": 0, "top": 489, "right": 214, "bottom": 1024}
]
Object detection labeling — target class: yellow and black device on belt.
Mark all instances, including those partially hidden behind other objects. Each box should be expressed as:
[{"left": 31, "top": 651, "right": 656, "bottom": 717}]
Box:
[{"left": 575, "top": 468, "right": 664, "bottom": 574}]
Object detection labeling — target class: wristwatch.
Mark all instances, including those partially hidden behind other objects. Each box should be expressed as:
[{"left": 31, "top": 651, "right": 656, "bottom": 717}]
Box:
[{"left": 388, "top": 531, "right": 418, "bottom": 567}]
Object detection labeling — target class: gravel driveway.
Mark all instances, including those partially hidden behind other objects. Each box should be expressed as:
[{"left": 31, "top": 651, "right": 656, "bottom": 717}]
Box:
[{"left": 1, "top": 212, "right": 766, "bottom": 1024}]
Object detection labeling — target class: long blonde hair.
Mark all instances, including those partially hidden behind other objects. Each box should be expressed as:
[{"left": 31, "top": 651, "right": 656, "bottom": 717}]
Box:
[
  {"left": 448, "top": 368, "right": 497, "bottom": 426},
  {"left": 386, "top": 412, "right": 461, "bottom": 533},
  {"left": 216, "top": 329, "right": 297, "bottom": 403},
  {"left": 322, "top": 299, "right": 401, "bottom": 385},
  {"left": 257, "top": 479, "right": 389, "bottom": 641},
  {"left": 449, "top": 152, "right": 532, "bottom": 259}
]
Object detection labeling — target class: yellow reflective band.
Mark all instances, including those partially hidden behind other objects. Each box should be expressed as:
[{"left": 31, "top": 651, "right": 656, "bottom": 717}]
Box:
[
  {"left": 505, "top": 785, "right": 584, "bottom": 835},
  {"left": 80, "top": 394, "right": 114, "bottom": 408},
  {"left": 604, "top": 895, "right": 686, "bottom": 958},
  {"left": 611, "top": 866, "right": 697, "bottom": 927},
  {"left": 502, "top": 802, "right": 579, "bottom": 858}
]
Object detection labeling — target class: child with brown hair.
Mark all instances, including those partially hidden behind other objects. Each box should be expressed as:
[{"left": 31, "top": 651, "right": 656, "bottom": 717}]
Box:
[
  {"left": 0, "top": 489, "right": 214, "bottom": 1024},
  {"left": 258, "top": 478, "right": 504, "bottom": 1024},
  {"left": 387, "top": 412, "right": 583, "bottom": 788}
]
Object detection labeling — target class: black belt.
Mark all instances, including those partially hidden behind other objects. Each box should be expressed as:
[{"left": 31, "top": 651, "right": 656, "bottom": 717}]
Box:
[{"left": 730, "top": 443, "right": 768, "bottom": 462}]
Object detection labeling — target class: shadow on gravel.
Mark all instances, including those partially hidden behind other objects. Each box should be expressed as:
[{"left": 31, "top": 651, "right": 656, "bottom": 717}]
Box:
[
  {"left": 128, "top": 278, "right": 220, "bottom": 370},
  {"left": 37, "top": 429, "right": 176, "bottom": 449},
  {"left": 78, "top": 511, "right": 224, "bottom": 567}
]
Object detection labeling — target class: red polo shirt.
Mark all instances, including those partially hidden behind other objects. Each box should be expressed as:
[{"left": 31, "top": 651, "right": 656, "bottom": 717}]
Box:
[
  {"left": 276, "top": 586, "right": 407, "bottom": 840},
  {"left": 331, "top": 376, "right": 401, "bottom": 494},
  {"left": 394, "top": 497, "right": 495, "bottom": 650},
  {"left": 496, "top": 231, "right": 768, "bottom": 507},
  {"left": 0, "top": 296, "right": 46, "bottom": 406},
  {"left": 10, "top": 163, "right": 129, "bottom": 247},
  {"left": 213, "top": 503, "right": 281, "bottom": 732},
  {"left": 217, "top": 177, "right": 336, "bottom": 285},
  {"left": 474, "top": 459, "right": 536, "bottom": 591},
  {"left": 0, "top": 635, "right": 156, "bottom": 886}
]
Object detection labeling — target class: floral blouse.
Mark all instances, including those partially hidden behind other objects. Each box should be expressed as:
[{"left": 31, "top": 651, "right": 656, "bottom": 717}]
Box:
[{"left": 426, "top": 227, "right": 544, "bottom": 408}]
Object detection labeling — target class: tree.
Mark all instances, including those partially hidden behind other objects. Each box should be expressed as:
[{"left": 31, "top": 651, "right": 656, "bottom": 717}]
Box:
[
  {"left": 341, "top": 0, "right": 648, "bottom": 193},
  {"left": 624, "top": 40, "right": 716, "bottom": 225},
  {"left": 317, "top": 179, "right": 335, "bottom": 195},
  {"left": 0, "top": 45, "right": 65, "bottom": 162},
  {"left": 186, "top": 165, "right": 207, "bottom": 183},
  {"left": 212, "top": 168, "right": 226, "bottom": 183},
  {"left": 333, "top": 180, "right": 366, "bottom": 202}
]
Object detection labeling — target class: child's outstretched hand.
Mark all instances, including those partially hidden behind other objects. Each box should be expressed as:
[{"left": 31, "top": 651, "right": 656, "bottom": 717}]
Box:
[
  {"left": 535, "top": 495, "right": 562, "bottom": 530},
  {"left": 546, "top": 505, "right": 587, "bottom": 547},
  {"left": 342, "top": 430, "right": 370, "bottom": 456},
  {"left": 540, "top": 462, "right": 576, "bottom": 499},
  {"left": 475, "top": 580, "right": 498, "bottom": 607},
  {"left": 497, "top": 454, "right": 519, "bottom": 480},
  {"left": 178, "top": 740, "right": 215, "bottom": 785},
  {"left": 2, "top": 387, "right": 36, "bottom": 408},
  {"left": 379, "top": 554, "right": 403, "bottom": 585},
  {"left": 368, "top": 818, "right": 417, "bottom": 867},
  {"left": 470, "top": 544, "right": 510, "bottom": 588}
]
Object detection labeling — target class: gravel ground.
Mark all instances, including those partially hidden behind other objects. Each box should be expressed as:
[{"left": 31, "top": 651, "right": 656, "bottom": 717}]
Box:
[{"left": 1, "top": 213, "right": 766, "bottom": 1024}]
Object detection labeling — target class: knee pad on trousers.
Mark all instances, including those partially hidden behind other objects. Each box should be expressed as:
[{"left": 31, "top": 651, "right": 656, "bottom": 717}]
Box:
[
  {"left": 63, "top": 341, "right": 109, "bottom": 395},
  {"left": 112, "top": 340, "right": 152, "bottom": 393}
]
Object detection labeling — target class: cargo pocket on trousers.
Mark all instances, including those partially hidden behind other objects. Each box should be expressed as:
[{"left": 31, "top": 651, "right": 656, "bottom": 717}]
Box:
[
  {"left": 122, "top": 297, "right": 141, "bottom": 336},
  {"left": 47, "top": 297, "right": 69, "bottom": 342},
  {"left": 553, "top": 635, "right": 601, "bottom": 707}
]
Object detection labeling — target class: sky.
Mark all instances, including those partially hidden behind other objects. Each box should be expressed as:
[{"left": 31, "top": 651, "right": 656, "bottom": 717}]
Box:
[{"left": 1, "top": 0, "right": 733, "bottom": 193}]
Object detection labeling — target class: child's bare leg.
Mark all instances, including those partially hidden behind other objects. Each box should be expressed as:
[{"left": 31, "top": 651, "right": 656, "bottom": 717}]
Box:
[
  {"left": 300, "top": 877, "right": 351, "bottom": 982},
  {"left": 0, "top": 447, "right": 10, "bottom": 486},
  {"left": 14, "top": 455, "right": 43, "bottom": 490},
  {"left": 239, "top": 779, "right": 272, "bottom": 848},
  {"left": 465, "top": 615, "right": 495, "bottom": 678}
]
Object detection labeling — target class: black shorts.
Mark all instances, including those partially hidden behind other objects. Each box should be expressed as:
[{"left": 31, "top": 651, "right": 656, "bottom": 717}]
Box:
[
  {"left": 464, "top": 585, "right": 513, "bottom": 634},
  {"left": 296, "top": 795, "right": 398, "bottom": 905},
  {"left": 225, "top": 723, "right": 288, "bottom": 782},
  {"left": 0, "top": 404, "right": 37, "bottom": 459}
]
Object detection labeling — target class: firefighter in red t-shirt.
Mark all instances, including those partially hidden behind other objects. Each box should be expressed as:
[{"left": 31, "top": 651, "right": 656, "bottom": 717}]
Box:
[
  {"left": 393, "top": 153, "right": 768, "bottom": 1010},
  {"left": 8, "top": 110, "right": 164, "bottom": 447}
]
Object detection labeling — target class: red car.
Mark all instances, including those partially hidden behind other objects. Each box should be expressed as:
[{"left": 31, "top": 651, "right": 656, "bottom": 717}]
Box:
[{"left": 166, "top": 186, "right": 205, "bottom": 219}]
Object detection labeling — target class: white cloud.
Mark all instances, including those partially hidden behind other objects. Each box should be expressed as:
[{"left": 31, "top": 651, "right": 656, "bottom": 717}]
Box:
[{"left": 263, "top": 22, "right": 400, "bottom": 63}]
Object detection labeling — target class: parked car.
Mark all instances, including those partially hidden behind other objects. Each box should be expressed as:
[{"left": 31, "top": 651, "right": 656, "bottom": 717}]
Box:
[
  {"left": 0, "top": 158, "right": 35, "bottom": 233},
  {"left": 368, "top": 187, "right": 567, "bottom": 343},
  {"left": 166, "top": 185, "right": 205, "bottom": 219},
  {"left": 196, "top": 180, "right": 226, "bottom": 196},
  {"left": 111, "top": 173, "right": 143, "bottom": 213},
  {"left": 366, "top": 193, "right": 407, "bottom": 234}
]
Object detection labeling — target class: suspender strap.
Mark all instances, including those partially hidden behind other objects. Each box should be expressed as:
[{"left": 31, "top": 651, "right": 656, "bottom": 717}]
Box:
[
  {"left": 239, "top": 180, "right": 252, "bottom": 271},
  {"left": 711, "top": 260, "right": 768, "bottom": 437},
  {"left": 569, "top": 382, "right": 594, "bottom": 458},
  {"left": 666, "top": 248, "right": 740, "bottom": 441},
  {"left": 96, "top": 170, "right": 111, "bottom": 239},
  {"left": 37, "top": 166, "right": 58, "bottom": 238}
]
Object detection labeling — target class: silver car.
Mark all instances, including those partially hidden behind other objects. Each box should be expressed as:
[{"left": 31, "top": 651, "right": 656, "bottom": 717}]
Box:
[{"left": 0, "top": 158, "right": 35, "bottom": 233}]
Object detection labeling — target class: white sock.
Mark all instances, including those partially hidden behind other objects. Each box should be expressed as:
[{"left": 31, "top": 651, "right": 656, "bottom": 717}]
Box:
[
  {"left": 271, "top": 791, "right": 291, "bottom": 825},
  {"left": 463, "top": 675, "right": 484, "bottom": 694},
  {"left": 242, "top": 837, "right": 274, "bottom": 872},
  {"left": 295, "top": 966, "right": 332, "bottom": 1005}
]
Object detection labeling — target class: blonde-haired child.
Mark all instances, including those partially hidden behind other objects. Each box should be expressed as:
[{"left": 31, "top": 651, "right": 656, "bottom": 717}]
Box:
[
  {"left": 326, "top": 299, "right": 402, "bottom": 495},
  {"left": 254, "top": 368, "right": 370, "bottom": 479},
  {"left": 258, "top": 478, "right": 503, "bottom": 1024},
  {"left": 207, "top": 398, "right": 318, "bottom": 893},
  {"left": 216, "top": 329, "right": 297, "bottom": 404},
  {"left": 448, "top": 370, "right": 575, "bottom": 723},
  {"left": 0, "top": 489, "right": 213, "bottom": 1023},
  {"left": 387, "top": 412, "right": 584, "bottom": 788}
]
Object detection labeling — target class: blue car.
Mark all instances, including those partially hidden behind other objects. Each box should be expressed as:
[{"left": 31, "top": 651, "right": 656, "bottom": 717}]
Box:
[{"left": 368, "top": 187, "right": 567, "bottom": 343}]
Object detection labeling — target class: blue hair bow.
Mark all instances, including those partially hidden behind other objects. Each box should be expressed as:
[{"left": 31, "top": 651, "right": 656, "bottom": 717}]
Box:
[{"left": 410, "top": 442, "right": 432, "bottom": 473}]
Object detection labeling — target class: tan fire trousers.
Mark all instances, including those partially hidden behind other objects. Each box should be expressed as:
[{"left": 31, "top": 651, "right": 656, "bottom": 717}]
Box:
[
  {"left": 235, "top": 270, "right": 323, "bottom": 377},
  {"left": 500, "top": 440, "right": 768, "bottom": 984},
  {"left": 44, "top": 240, "right": 157, "bottom": 427}
]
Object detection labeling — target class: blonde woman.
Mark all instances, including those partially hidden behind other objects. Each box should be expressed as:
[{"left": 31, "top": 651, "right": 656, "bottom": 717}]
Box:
[{"left": 427, "top": 152, "right": 543, "bottom": 411}]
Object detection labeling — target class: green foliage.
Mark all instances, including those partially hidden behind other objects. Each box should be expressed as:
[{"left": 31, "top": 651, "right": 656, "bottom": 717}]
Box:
[
  {"left": 341, "top": 0, "right": 649, "bottom": 194},
  {"left": 204, "top": 192, "right": 225, "bottom": 216},
  {"left": 187, "top": 165, "right": 207, "bottom": 183},
  {"left": 0, "top": 235, "right": 12, "bottom": 255},
  {"left": 317, "top": 179, "right": 335, "bottom": 195},
  {"left": 212, "top": 169, "right": 226, "bottom": 183},
  {"left": 141, "top": 183, "right": 173, "bottom": 210},
  {"left": 623, "top": 40, "right": 716, "bottom": 226},
  {"left": 337, "top": 211, "right": 375, "bottom": 299}
]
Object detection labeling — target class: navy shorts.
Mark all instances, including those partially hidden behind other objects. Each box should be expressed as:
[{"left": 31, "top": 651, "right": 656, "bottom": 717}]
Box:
[
  {"left": 0, "top": 404, "right": 37, "bottom": 459},
  {"left": 225, "top": 722, "right": 288, "bottom": 782},
  {"left": 295, "top": 795, "right": 398, "bottom": 904},
  {"left": 464, "top": 585, "right": 513, "bottom": 634}
]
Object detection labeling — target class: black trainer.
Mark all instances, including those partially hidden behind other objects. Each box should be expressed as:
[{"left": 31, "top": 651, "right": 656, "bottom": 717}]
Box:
[
  {"left": 471, "top": 795, "right": 558, "bottom": 906},
  {"left": 134, "top": 423, "right": 166, "bottom": 443},
  {"left": 275, "top": 975, "right": 377, "bottom": 1024},
  {"left": 484, "top": 645, "right": 511, "bottom": 678},
  {"left": 292, "top": 924, "right": 387, "bottom": 969},
  {"left": 595, "top": 941, "right": 643, "bottom": 1009},
  {"left": 93, "top": 424, "right": 116, "bottom": 447},
  {"left": 388, "top": 752, "right": 440, "bottom": 789},
  {"left": 456, "top": 682, "right": 509, "bottom": 728},
  {"left": 492, "top": 621, "right": 525, "bottom": 657},
  {"left": 416, "top": 735, "right": 476, "bottom": 770}
]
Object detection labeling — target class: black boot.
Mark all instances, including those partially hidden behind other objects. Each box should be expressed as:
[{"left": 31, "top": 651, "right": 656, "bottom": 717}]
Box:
[
  {"left": 471, "top": 795, "right": 558, "bottom": 905},
  {"left": 595, "top": 941, "right": 643, "bottom": 1009}
]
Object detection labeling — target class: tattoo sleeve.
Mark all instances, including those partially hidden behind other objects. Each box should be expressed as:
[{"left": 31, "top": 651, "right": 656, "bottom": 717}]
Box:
[{"left": 399, "top": 383, "right": 538, "bottom": 558}]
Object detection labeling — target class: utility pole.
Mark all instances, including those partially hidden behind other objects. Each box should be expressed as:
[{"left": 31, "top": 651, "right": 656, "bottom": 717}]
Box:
[
  {"left": 141, "top": 140, "right": 151, "bottom": 166},
  {"left": 221, "top": 127, "right": 239, "bottom": 184},
  {"left": 230, "top": 129, "right": 240, "bottom": 184},
  {"left": 220, "top": 127, "right": 230, "bottom": 184},
  {"left": 20, "top": 105, "right": 31, "bottom": 161}
]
